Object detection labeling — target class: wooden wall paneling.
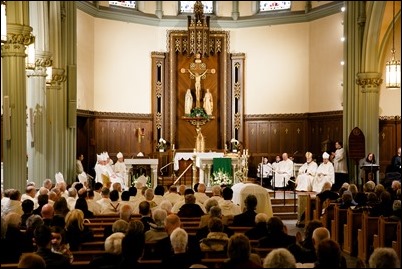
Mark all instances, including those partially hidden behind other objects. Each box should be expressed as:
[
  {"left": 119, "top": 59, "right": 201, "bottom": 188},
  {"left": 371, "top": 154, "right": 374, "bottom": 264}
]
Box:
[
  {"left": 129, "top": 121, "right": 138, "bottom": 156},
  {"left": 280, "top": 122, "right": 293, "bottom": 154},
  {"left": 87, "top": 117, "right": 96, "bottom": 177},
  {"left": 108, "top": 120, "right": 122, "bottom": 158},
  {"left": 76, "top": 116, "right": 89, "bottom": 167},
  {"left": 291, "top": 121, "right": 305, "bottom": 162},
  {"left": 269, "top": 122, "right": 281, "bottom": 155},
  {"left": 259, "top": 122, "right": 270, "bottom": 153},
  {"left": 246, "top": 122, "right": 258, "bottom": 153},
  {"left": 96, "top": 119, "right": 109, "bottom": 154},
  {"left": 120, "top": 121, "right": 130, "bottom": 158},
  {"left": 308, "top": 121, "right": 321, "bottom": 158},
  {"left": 379, "top": 120, "right": 397, "bottom": 176}
]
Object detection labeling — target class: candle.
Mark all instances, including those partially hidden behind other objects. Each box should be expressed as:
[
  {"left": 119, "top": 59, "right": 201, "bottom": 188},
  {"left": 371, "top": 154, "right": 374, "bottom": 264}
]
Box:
[{"left": 172, "top": 144, "right": 175, "bottom": 150}]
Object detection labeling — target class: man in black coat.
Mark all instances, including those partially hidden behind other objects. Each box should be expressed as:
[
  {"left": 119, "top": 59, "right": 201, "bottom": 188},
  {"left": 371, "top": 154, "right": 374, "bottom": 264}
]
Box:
[{"left": 232, "top": 194, "right": 258, "bottom": 227}]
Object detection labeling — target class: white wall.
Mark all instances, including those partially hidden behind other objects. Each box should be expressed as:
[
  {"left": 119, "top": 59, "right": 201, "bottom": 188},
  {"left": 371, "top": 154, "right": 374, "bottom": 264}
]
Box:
[{"left": 77, "top": 4, "right": 400, "bottom": 117}]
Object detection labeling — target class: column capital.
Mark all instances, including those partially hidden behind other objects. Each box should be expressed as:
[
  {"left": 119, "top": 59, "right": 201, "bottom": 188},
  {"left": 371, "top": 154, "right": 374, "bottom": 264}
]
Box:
[
  {"left": 46, "top": 68, "right": 67, "bottom": 87},
  {"left": 356, "top": 72, "right": 383, "bottom": 93}
]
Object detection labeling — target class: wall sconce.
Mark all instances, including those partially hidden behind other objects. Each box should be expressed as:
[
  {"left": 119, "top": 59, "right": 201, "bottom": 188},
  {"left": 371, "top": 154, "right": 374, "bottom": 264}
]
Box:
[
  {"left": 385, "top": 1, "right": 401, "bottom": 89},
  {"left": 137, "top": 127, "right": 145, "bottom": 143},
  {"left": 1, "top": 1, "right": 6, "bottom": 44}
]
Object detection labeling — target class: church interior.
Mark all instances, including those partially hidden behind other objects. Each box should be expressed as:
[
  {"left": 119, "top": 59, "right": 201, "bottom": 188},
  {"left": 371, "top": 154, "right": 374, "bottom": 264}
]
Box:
[{"left": 1, "top": 1, "right": 401, "bottom": 268}]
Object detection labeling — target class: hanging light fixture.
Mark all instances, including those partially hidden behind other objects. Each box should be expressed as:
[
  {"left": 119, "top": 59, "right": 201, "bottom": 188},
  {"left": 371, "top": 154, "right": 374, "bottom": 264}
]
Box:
[
  {"left": 385, "top": 1, "right": 401, "bottom": 89},
  {"left": 1, "top": 1, "right": 6, "bottom": 43}
]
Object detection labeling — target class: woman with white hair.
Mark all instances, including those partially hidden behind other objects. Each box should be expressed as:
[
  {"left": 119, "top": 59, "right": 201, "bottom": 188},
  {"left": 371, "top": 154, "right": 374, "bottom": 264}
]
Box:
[
  {"left": 161, "top": 228, "right": 201, "bottom": 269},
  {"left": 311, "top": 152, "right": 335, "bottom": 193}
]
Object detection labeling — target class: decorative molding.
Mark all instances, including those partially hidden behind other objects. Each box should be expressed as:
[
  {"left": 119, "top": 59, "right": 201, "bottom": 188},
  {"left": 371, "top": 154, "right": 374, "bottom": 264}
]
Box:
[
  {"left": 245, "top": 111, "right": 344, "bottom": 121},
  {"left": 5, "top": 32, "right": 35, "bottom": 46},
  {"left": 356, "top": 78, "right": 383, "bottom": 88},
  {"left": 77, "top": 109, "right": 152, "bottom": 119},
  {"left": 379, "top": 115, "right": 401, "bottom": 121}
]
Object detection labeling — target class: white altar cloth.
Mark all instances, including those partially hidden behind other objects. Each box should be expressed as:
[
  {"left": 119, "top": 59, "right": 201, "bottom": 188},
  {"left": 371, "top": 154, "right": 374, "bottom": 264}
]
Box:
[
  {"left": 173, "top": 152, "right": 225, "bottom": 171},
  {"left": 231, "top": 182, "right": 273, "bottom": 218}
]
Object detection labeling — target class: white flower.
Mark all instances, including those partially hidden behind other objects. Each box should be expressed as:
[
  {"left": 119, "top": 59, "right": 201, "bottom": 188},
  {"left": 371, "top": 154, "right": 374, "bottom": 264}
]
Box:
[
  {"left": 159, "top": 138, "right": 166, "bottom": 144},
  {"left": 211, "top": 169, "right": 232, "bottom": 186},
  {"left": 230, "top": 138, "right": 238, "bottom": 144}
]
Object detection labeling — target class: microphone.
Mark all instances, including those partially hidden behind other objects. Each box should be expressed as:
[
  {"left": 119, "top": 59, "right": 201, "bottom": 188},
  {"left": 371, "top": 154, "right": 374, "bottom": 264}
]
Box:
[{"left": 293, "top": 151, "right": 298, "bottom": 156}]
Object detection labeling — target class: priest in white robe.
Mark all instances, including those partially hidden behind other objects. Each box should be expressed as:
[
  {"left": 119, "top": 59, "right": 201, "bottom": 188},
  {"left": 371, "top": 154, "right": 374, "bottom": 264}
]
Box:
[
  {"left": 295, "top": 152, "right": 318, "bottom": 191},
  {"left": 114, "top": 152, "right": 128, "bottom": 189},
  {"left": 273, "top": 152, "right": 294, "bottom": 188},
  {"left": 312, "top": 152, "right": 335, "bottom": 193}
]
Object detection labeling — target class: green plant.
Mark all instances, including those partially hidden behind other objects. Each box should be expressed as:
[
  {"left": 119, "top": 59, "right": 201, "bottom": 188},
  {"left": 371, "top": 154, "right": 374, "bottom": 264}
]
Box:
[{"left": 189, "top": 107, "right": 208, "bottom": 118}]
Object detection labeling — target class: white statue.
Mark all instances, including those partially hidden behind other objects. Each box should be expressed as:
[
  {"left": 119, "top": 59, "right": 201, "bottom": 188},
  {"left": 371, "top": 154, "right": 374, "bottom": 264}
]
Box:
[
  {"left": 203, "top": 89, "right": 213, "bottom": 115},
  {"left": 185, "top": 89, "right": 193, "bottom": 115}
]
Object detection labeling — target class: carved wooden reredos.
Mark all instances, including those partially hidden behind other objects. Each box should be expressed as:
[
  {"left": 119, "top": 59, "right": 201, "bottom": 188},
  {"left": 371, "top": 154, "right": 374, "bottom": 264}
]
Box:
[{"left": 151, "top": 2, "right": 245, "bottom": 151}]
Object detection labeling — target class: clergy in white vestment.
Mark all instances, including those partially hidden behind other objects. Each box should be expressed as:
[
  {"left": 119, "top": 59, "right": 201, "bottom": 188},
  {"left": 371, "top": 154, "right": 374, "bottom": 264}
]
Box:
[
  {"left": 94, "top": 153, "right": 106, "bottom": 183},
  {"left": 295, "top": 152, "right": 318, "bottom": 191},
  {"left": 114, "top": 152, "right": 128, "bottom": 189},
  {"left": 273, "top": 153, "right": 294, "bottom": 188},
  {"left": 312, "top": 152, "right": 335, "bottom": 193}
]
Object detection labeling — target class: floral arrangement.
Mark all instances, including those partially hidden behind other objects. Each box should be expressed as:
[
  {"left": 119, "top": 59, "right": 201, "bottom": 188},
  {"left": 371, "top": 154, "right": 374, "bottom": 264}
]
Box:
[
  {"left": 211, "top": 169, "right": 233, "bottom": 187},
  {"left": 156, "top": 138, "right": 167, "bottom": 151},
  {"left": 230, "top": 138, "right": 240, "bottom": 151},
  {"left": 132, "top": 175, "right": 152, "bottom": 188},
  {"left": 189, "top": 107, "right": 209, "bottom": 118}
]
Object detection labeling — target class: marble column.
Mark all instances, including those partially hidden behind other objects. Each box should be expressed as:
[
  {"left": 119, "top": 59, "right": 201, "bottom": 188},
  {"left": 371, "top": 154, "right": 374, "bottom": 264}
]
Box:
[
  {"left": 26, "top": 1, "right": 52, "bottom": 185},
  {"left": 356, "top": 72, "right": 382, "bottom": 184},
  {"left": 231, "top": 1, "right": 239, "bottom": 21},
  {"left": 1, "top": 2, "right": 34, "bottom": 191}
]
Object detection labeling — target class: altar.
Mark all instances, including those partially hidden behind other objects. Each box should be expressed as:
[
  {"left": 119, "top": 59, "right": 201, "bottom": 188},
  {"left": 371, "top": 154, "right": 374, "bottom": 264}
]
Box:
[
  {"left": 124, "top": 158, "right": 158, "bottom": 189},
  {"left": 173, "top": 152, "right": 242, "bottom": 186}
]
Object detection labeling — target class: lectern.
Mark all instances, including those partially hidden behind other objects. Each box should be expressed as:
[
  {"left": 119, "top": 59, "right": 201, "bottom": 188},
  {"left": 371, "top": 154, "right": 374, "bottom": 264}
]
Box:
[{"left": 360, "top": 164, "right": 380, "bottom": 184}]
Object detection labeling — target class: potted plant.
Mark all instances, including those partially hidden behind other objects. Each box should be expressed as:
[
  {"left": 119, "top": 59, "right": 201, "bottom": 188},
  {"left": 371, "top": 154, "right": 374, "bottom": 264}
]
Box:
[{"left": 190, "top": 107, "right": 208, "bottom": 119}]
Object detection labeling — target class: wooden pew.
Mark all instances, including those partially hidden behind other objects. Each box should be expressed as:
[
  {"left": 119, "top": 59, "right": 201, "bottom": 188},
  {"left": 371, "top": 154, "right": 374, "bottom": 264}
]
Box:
[
  {"left": 71, "top": 250, "right": 107, "bottom": 262},
  {"left": 138, "top": 258, "right": 228, "bottom": 269},
  {"left": 357, "top": 212, "right": 379, "bottom": 262},
  {"left": 320, "top": 200, "right": 335, "bottom": 232},
  {"left": 391, "top": 221, "right": 401, "bottom": 261},
  {"left": 84, "top": 222, "right": 113, "bottom": 229},
  {"left": 228, "top": 226, "right": 253, "bottom": 234},
  {"left": 373, "top": 216, "right": 399, "bottom": 249},
  {"left": 343, "top": 209, "right": 363, "bottom": 256},
  {"left": 330, "top": 204, "right": 348, "bottom": 248},
  {"left": 252, "top": 247, "right": 275, "bottom": 260},
  {"left": 306, "top": 193, "right": 316, "bottom": 226},
  {"left": 80, "top": 241, "right": 105, "bottom": 251},
  {"left": 0, "top": 261, "right": 90, "bottom": 268},
  {"left": 313, "top": 196, "right": 324, "bottom": 220}
]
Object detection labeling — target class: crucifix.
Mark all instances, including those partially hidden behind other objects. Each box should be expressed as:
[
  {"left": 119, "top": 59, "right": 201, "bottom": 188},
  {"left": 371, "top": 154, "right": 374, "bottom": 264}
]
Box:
[{"left": 181, "top": 53, "right": 215, "bottom": 108}]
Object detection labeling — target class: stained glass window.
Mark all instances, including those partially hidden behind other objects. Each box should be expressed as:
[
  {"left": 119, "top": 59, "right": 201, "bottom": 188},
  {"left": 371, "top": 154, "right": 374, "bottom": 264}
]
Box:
[
  {"left": 109, "top": 1, "right": 136, "bottom": 9},
  {"left": 180, "top": 1, "right": 213, "bottom": 14},
  {"left": 259, "top": 1, "right": 291, "bottom": 12}
]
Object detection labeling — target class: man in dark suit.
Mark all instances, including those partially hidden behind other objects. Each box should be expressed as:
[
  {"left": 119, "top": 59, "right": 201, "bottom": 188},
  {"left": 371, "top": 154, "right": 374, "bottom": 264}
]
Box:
[{"left": 232, "top": 194, "right": 258, "bottom": 227}]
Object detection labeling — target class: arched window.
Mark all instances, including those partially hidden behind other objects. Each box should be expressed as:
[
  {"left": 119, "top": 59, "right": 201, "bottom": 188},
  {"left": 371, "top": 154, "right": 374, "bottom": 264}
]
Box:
[
  {"left": 109, "top": 1, "right": 136, "bottom": 9},
  {"left": 259, "top": 1, "right": 291, "bottom": 12},
  {"left": 180, "top": 1, "right": 214, "bottom": 14}
]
